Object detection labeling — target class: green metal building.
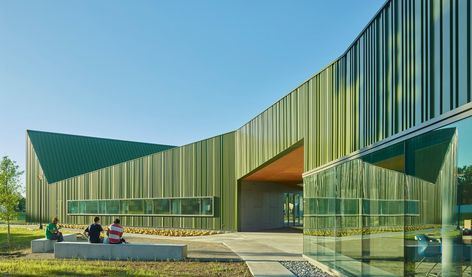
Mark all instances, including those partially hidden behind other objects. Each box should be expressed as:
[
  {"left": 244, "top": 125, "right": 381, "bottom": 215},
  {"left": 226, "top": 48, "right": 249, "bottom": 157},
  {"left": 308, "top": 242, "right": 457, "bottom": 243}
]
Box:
[{"left": 27, "top": 0, "right": 472, "bottom": 275}]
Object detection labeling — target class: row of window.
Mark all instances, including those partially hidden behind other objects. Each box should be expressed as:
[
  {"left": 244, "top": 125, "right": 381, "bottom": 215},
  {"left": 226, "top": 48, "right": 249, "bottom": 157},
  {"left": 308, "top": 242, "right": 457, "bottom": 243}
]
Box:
[
  {"left": 67, "top": 197, "right": 214, "bottom": 216},
  {"left": 305, "top": 198, "right": 419, "bottom": 216}
]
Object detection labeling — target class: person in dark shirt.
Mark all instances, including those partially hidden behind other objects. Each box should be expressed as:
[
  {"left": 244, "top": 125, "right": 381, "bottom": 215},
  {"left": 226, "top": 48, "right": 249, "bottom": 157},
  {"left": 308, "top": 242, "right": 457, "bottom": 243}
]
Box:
[{"left": 84, "top": 216, "right": 104, "bottom": 243}]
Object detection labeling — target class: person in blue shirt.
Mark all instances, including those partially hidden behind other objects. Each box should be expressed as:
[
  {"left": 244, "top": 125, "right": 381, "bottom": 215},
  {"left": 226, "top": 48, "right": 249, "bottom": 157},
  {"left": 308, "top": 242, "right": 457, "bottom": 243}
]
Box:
[{"left": 84, "top": 216, "right": 104, "bottom": 243}]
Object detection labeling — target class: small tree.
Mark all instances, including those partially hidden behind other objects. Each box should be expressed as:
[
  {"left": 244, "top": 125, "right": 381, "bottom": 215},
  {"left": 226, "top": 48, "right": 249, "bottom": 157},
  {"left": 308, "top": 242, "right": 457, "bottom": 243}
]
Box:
[{"left": 0, "top": 156, "right": 23, "bottom": 249}]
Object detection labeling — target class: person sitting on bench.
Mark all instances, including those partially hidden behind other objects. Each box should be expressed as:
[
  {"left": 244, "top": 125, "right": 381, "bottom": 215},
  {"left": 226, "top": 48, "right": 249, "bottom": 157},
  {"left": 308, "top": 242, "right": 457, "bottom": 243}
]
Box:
[
  {"left": 45, "top": 217, "right": 63, "bottom": 242},
  {"left": 105, "top": 218, "right": 126, "bottom": 244},
  {"left": 84, "top": 216, "right": 103, "bottom": 243}
]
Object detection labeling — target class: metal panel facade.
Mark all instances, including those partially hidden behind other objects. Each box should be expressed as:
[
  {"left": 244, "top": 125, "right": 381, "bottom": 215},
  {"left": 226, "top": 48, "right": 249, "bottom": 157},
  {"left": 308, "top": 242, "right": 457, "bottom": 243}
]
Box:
[
  {"left": 235, "top": 0, "right": 472, "bottom": 179},
  {"left": 27, "top": 132, "right": 237, "bottom": 231},
  {"left": 26, "top": 0, "right": 472, "bottom": 231}
]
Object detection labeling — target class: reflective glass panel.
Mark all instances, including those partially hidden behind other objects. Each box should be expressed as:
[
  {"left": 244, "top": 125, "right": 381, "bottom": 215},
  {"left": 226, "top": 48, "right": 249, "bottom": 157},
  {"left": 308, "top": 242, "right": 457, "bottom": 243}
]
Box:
[
  {"left": 181, "top": 198, "right": 201, "bottom": 215},
  {"left": 121, "top": 201, "right": 129, "bottom": 214},
  {"left": 85, "top": 201, "right": 98, "bottom": 214},
  {"left": 106, "top": 200, "right": 120, "bottom": 214},
  {"left": 68, "top": 201, "right": 78, "bottom": 214},
  {"left": 144, "top": 200, "right": 153, "bottom": 214},
  {"left": 79, "top": 201, "right": 87, "bottom": 214},
  {"left": 98, "top": 201, "right": 106, "bottom": 214},
  {"left": 171, "top": 199, "right": 181, "bottom": 214},
  {"left": 128, "top": 200, "right": 144, "bottom": 214},
  {"left": 153, "top": 199, "right": 170, "bottom": 214},
  {"left": 201, "top": 198, "right": 213, "bottom": 215}
]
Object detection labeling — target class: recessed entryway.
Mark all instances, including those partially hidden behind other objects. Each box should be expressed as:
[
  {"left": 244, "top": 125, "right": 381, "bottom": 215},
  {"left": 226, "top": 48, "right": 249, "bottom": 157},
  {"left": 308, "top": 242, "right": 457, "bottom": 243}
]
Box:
[{"left": 238, "top": 144, "right": 304, "bottom": 232}]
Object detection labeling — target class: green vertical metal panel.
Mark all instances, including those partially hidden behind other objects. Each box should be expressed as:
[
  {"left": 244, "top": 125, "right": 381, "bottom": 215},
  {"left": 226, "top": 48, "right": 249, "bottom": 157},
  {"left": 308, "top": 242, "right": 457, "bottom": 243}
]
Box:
[
  {"left": 26, "top": 132, "right": 237, "bottom": 231},
  {"left": 235, "top": 0, "right": 472, "bottom": 179}
]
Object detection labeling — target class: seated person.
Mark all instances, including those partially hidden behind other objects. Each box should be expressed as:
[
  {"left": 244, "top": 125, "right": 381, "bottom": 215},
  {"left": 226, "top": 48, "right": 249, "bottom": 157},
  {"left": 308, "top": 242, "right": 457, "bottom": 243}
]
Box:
[
  {"left": 45, "top": 217, "right": 63, "bottom": 242},
  {"left": 84, "top": 216, "right": 103, "bottom": 243},
  {"left": 105, "top": 218, "right": 126, "bottom": 244}
]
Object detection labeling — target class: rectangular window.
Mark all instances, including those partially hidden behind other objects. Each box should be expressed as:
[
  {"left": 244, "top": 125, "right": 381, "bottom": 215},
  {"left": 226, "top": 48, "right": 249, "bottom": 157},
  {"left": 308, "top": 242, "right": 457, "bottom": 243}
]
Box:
[
  {"left": 181, "top": 198, "right": 200, "bottom": 215},
  {"left": 171, "top": 199, "right": 181, "bottom": 214},
  {"left": 128, "top": 200, "right": 144, "bottom": 214},
  {"left": 79, "top": 201, "right": 87, "bottom": 214},
  {"left": 201, "top": 198, "right": 213, "bottom": 215},
  {"left": 85, "top": 201, "right": 98, "bottom": 214},
  {"left": 144, "top": 200, "right": 153, "bottom": 214},
  {"left": 68, "top": 201, "right": 78, "bottom": 214},
  {"left": 154, "top": 199, "right": 170, "bottom": 214},
  {"left": 121, "top": 201, "right": 129, "bottom": 214},
  {"left": 106, "top": 200, "right": 120, "bottom": 214},
  {"left": 98, "top": 201, "right": 106, "bottom": 214},
  {"left": 67, "top": 197, "right": 214, "bottom": 216}
]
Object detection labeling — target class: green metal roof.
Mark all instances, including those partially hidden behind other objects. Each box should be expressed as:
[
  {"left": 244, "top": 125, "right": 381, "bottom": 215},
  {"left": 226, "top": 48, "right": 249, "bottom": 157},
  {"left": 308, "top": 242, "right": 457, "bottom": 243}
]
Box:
[{"left": 27, "top": 130, "right": 176, "bottom": 184}]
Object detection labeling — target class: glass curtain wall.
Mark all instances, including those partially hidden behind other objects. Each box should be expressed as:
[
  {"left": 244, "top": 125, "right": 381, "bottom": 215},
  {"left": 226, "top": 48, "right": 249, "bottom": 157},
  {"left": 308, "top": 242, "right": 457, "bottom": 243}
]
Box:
[{"left": 304, "top": 116, "right": 472, "bottom": 276}]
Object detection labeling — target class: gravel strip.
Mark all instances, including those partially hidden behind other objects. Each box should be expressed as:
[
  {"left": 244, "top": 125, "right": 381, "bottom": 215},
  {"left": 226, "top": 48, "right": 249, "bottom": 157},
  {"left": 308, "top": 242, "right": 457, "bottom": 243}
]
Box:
[{"left": 280, "top": 261, "right": 332, "bottom": 277}]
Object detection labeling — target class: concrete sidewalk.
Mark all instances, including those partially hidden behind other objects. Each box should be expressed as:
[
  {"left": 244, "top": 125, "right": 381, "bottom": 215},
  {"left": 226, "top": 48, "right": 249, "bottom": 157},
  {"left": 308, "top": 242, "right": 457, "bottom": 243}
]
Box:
[{"left": 126, "top": 230, "right": 303, "bottom": 277}]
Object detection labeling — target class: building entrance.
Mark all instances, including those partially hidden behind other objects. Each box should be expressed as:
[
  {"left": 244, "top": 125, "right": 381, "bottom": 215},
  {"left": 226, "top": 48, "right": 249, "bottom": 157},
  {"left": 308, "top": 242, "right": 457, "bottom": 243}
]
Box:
[{"left": 238, "top": 144, "right": 304, "bottom": 231}]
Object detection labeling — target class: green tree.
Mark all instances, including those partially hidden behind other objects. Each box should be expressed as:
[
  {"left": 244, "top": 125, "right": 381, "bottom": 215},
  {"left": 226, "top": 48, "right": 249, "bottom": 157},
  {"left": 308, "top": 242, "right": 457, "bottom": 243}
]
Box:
[
  {"left": 458, "top": 165, "right": 472, "bottom": 204},
  {"left": 17, "top": 196, "right": 26, "bottom": 212},
  {"left": 0, "top": 156, "right": 24, "bottom": 249}
]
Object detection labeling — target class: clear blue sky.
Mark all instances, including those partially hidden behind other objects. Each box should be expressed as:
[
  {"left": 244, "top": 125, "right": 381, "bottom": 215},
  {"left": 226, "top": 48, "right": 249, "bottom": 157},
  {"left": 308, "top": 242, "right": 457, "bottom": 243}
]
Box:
[{"left": 0, "top": 0, "right": 385, "bottom": 187}]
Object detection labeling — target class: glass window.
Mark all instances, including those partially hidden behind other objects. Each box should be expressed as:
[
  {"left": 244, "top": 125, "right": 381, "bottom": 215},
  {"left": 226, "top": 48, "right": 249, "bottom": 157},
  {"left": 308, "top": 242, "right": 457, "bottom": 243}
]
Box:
[
  {"left": 68, "top": 197, "right": 214, "bottom": 216},
  {"left": 68, "top": 201, "right": 78, "bottom": 214},
  {"left": 85, "top": 201, "right": 98, "bottom": 214},
  {"left": 316, "top": 198, "right": 336, "bottom": 215},
  {"left": 79, "top": 201, "right": 87, "bottom": 214},
  {"left": 106, "top": 200, "right": 120, "bottom": 214},
  {"left": 121, "top": 201, "right": 129, "bottom": 214},
  {"left": 128, "top": 200, "right": 144, "bottom": 214},
  {"left": 405, "top": 200, "right": 419, "bottom": 215},
  {"left": 98, "top": 201, "right": 106, "bottom": 214},
  {"left": 153, "top": 199, "right": 170, "bottom": 214},
  {"left": 336, "top": 198, "right": 359, "bottom": 214},
  {"left": 181, "top": 198, "right": 201, "bottom": 215},
  {"left": 171, "top": 199, "right": 181, "bottom": 214},
  {"left": 144, "top": 200, "right": 153, "bottom": 214},
  {"left": 201, "top": 198, "right": 213, "bottom": 215}
]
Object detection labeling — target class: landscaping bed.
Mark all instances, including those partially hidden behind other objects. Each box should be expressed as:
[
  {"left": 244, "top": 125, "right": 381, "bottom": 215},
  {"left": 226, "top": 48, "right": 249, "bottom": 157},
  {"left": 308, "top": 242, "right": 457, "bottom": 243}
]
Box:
[{"left": 59, "top": 224, "right": 224, "bottom": 237}]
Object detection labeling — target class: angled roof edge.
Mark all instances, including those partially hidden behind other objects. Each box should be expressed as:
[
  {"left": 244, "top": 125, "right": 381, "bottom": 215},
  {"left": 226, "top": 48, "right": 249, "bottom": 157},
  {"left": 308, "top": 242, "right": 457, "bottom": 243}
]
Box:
[{"left": 27, "top": 130, "right": 176, "bottom": 184}]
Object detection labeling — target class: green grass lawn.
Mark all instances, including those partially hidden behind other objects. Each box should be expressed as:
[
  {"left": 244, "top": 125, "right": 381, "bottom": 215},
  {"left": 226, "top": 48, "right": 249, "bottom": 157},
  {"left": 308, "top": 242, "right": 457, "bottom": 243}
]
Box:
[
  {"left": 0, "top": 226, "right": 45, "bottom": 253},
  {"left": 0, "top": 259, "right": 251, "bottom": 276},
  {"left": 0, "top": 226, "right": 251, "bottom": 276}
]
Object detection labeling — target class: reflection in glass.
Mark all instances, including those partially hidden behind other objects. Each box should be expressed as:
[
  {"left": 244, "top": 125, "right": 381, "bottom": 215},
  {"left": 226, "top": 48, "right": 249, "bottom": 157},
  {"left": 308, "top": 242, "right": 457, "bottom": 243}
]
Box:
[
  {"left": 128, "top": 200, "right": 144, "bottom": 214},
  {"left": 144, "top": 200, "right": 153, "bottom": 214},
  {"left": 303, "top": 122, "right": 471, "bottom": 276},
  {"left": 98, "top": 201, "right": 106, "bottom": 214},
  {"left": 121, "top": 201, "right": 129, "bottom": 214},
  {"left": 154, "top": 199, "right": 170, "bottom": 214},
  {"left": 67, "top": 201, "right": 78, "bottom": 214},
  {"left": 171, "top": 199, "right": 181, "bottom": 215},
  {"left": 79, "top": 201, "right": 86, "bottom": 214},
  {"left": 106, "top": 200, "right": 120, "bottom": 214},
  {"left": 201, "top": 198, "right": 213, "bottom": 215},
  {"left": 85, "top": 201, "right": 98, "bottom": 214},
  {"left": 181, "top": 198, "right": 200, "bottom": 215}
]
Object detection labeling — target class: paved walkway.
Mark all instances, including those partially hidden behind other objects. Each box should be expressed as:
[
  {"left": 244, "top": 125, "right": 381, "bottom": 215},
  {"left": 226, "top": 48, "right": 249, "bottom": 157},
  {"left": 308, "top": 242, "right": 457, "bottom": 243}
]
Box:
[{"left": 128, "top": 230, "right": 304, "bottom": 277}]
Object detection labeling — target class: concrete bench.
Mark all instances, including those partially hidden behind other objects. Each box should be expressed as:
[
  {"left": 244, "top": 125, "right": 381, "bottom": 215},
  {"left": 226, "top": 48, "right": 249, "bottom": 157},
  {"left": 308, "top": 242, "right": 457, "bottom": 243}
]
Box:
[
  {"left": 31, "top": 234, "right": 77, "bottom": 253},
  {"left": 54, "top": 242, "right": 187, "bottom": 261}
]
